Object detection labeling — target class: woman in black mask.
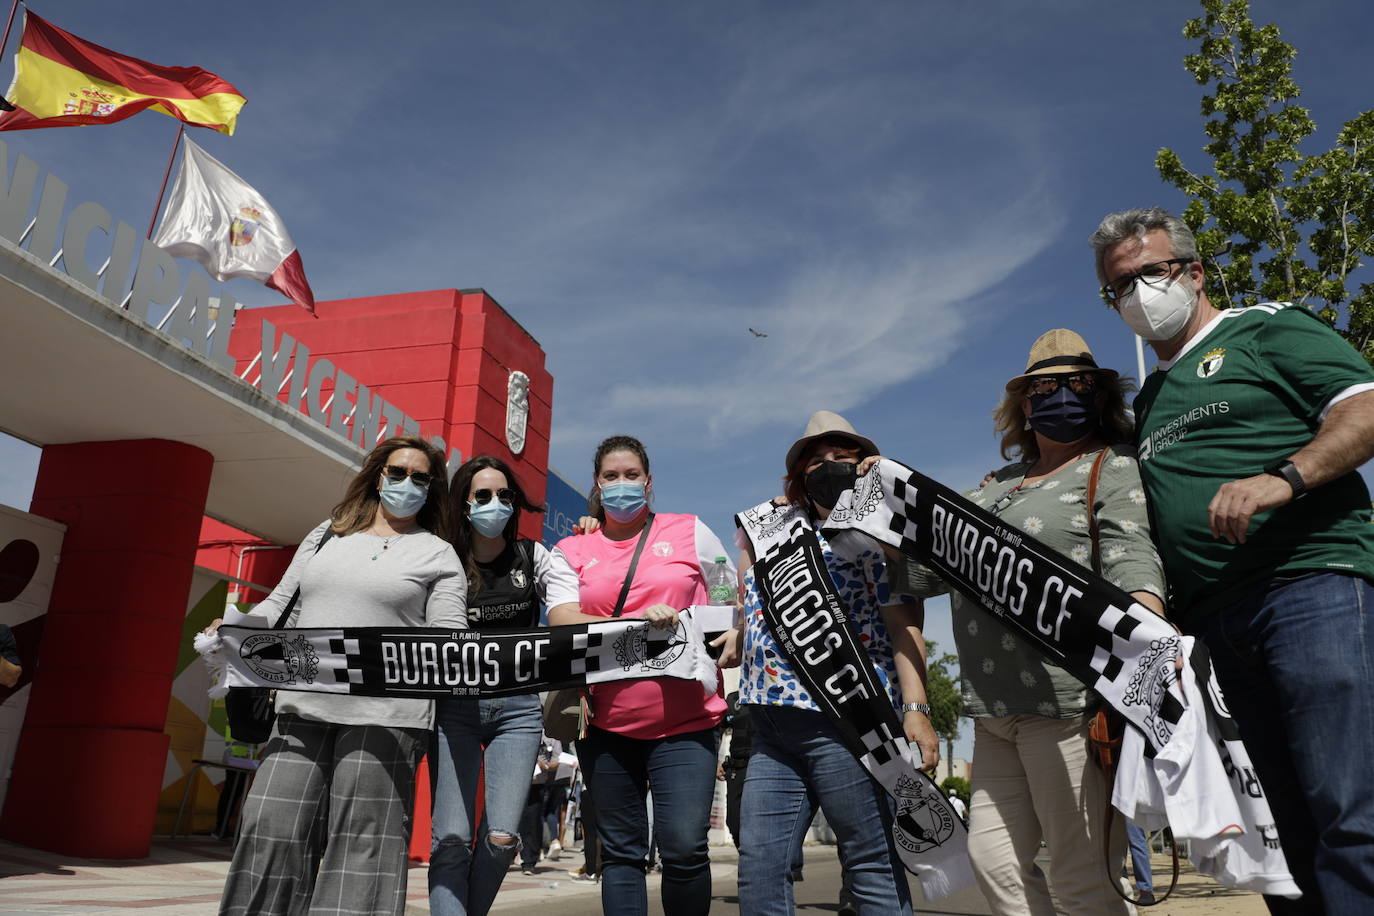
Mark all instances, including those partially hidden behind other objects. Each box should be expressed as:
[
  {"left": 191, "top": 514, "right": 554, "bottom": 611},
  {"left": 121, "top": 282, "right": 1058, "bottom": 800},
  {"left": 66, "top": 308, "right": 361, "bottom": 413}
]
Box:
[
  {"left": 719, "top": 410, "right": 936, "bottom": 916},
  {"left": 888, "top": 330, "right": 1166, "bottom": 914}
]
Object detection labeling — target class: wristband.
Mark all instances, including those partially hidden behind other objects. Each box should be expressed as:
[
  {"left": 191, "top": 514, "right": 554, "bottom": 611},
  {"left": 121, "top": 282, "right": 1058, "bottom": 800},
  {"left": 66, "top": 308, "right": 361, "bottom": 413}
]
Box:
[
  {"left": 1263, "top": 459, "right": 1307, "bottom": 499},
  {"left": 901, "top": 702, "right": 931, "bottom": 716}
]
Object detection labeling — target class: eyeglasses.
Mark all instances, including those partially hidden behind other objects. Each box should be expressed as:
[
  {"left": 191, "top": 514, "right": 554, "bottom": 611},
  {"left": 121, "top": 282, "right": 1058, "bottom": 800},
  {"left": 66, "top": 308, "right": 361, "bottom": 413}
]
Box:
[
  {"left": 1025, "top": 372, "right": 1100, "bottom": 397},
  {"left": 989, "top": 483, "right": 1025, "bottom": 515},
  {"left": 1101, "top": 258, "right": 1195, "bottom": 303},
  {"left": 472, "top": 488, "right": 516, "bottom": 505},
  {"left": 382, "top": 465, "right": 433, "bottom": 488}
]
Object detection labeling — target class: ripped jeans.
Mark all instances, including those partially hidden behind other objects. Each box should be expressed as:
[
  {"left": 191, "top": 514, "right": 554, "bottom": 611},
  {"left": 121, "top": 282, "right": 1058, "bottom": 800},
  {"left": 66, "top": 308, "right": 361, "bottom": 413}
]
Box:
[{"left": 429, "top": 694, "right": 544, "bottom": 916}]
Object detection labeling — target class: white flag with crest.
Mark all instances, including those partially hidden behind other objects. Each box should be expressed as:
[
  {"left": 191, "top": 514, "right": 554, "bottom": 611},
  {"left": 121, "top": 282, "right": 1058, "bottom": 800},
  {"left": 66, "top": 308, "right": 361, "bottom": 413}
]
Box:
[{"left": 153, "top": 135, "right": 315, "bottom": 314}]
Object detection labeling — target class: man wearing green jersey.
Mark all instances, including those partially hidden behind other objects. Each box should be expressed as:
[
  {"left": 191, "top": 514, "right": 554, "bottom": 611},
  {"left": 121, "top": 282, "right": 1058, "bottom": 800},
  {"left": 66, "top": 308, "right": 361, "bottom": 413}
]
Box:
[{"left": 1091, "top": 207, "right": 1374, "bottom": 914}]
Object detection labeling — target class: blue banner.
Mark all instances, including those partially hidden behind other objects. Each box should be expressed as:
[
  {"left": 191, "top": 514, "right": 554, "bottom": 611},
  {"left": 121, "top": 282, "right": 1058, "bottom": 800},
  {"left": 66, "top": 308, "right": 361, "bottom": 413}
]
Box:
[{"left": 542, "top": 467, "right": 586, "bottom": 547}]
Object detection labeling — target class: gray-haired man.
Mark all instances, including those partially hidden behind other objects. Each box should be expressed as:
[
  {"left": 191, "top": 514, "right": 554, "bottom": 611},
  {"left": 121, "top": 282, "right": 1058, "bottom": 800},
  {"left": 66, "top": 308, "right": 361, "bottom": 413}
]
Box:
[{"left": 1090, "top": 207, "right": 1374, "bottom": 913}]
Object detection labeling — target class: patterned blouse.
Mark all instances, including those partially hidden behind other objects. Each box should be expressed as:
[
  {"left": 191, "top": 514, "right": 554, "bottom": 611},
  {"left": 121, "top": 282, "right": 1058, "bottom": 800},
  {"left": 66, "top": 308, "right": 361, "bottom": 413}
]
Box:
[
  {"left": 895, "top": 444, "right": 1165, "bottom": 719},
  {"left": 738, "top": 527, "right": 903, "bottom": 712}
]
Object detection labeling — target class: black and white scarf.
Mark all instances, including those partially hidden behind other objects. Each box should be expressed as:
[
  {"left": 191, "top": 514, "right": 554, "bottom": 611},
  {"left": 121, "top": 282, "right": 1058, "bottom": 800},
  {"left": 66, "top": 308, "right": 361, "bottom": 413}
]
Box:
[
  {"left": 197, "top": 605, "right": 734, "bottom": 699},
  {"left": 819, "top": 459, "right": 1294, "bottom": 891},
  {"left": 737, "top": 499, "right": 974, "bottom": 900}
]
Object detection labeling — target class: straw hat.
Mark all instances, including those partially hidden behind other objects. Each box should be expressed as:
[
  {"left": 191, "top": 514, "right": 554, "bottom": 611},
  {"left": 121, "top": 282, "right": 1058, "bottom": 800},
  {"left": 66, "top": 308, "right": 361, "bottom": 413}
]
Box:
[
  {"left": 1004, "top": 329, "right": 1118, "bottom": 391},
  {"left": 784, "top": 410, "right": 878, "bottom": 471}
]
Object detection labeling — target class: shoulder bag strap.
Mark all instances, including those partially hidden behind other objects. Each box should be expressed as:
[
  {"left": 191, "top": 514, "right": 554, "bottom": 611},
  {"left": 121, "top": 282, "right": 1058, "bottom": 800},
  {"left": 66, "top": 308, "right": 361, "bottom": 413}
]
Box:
[
  {"left": 610, "top": 513, "right": 655, "bottom": 618},
  {"left": 1088, "top": 452, "right": 1179, "bottom": 906},
  {"left": 576, "top": 515, "right": 655, "bottom": 738},
  {"left": 1086, "top": 447, "right": 1110, "bottom": 576},
  {"left": 271, "top": 526, "right": 336, "bottom": 629}
]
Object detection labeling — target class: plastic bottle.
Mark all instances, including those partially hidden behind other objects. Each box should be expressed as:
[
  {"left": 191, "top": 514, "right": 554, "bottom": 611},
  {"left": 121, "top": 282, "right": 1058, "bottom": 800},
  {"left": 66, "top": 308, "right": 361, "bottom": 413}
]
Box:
[{"left": 707, "top": 557, "right": 734, "bottom": 606}]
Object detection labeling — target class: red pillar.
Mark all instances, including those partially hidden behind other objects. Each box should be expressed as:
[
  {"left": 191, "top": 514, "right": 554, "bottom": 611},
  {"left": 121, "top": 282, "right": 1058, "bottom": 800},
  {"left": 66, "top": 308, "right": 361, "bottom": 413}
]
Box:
[{"left": 0, "top": 439, "right": 213, "bottom": 858}]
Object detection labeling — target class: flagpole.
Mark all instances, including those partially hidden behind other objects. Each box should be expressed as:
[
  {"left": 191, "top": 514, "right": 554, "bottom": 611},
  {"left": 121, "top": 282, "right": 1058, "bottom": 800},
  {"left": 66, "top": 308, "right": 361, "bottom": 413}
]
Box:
[
  {"left": 0, "top": 0, "right": 23, "bottom": 110},
  {"left": 147, "top": 125, "right": 184, "bottom": 239},
  {"left": 0, "top": 0, "right": 21, "bottom": 60}
]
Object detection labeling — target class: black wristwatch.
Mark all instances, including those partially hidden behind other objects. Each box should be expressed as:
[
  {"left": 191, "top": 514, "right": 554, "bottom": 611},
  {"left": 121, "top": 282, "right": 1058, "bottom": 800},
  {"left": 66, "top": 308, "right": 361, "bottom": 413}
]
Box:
[{"left": 1264, "top": 459, "right": 1307, "bottom": 499}]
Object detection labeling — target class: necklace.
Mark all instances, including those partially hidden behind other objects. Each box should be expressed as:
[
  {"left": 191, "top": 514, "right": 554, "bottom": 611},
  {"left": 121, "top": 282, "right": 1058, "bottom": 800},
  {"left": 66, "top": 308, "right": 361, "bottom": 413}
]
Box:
[{"left": 371, "top": 532, "right": 403, "bottom": 560}]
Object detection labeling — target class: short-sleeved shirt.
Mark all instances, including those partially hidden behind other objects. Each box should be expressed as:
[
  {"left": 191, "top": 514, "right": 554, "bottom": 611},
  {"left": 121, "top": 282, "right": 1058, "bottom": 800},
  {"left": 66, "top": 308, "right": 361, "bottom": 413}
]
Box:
[
  {"left": 549, "top": 513, "right": 732, "bottom": 740},
  {"left": 1133, "top": 304, "right": 1374, "bottom": 623},
  {"left": 738, "top": 526, "right": 901, "bottom": 712},
  {"left": 892, "top": 445, "right": 1165, "bottom": 718},
  {"left": 0, "top": 624, "right": 18, "bottom": 665},
  {"left": 467, "top": 539, "right": 578, "bottom": 629}
]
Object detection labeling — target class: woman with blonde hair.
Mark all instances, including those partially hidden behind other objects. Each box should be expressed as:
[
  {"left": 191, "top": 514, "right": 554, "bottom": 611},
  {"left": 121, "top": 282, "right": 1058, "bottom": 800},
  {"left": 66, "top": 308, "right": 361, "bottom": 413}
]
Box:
[
  {"left": 216, "top": 435, "right": 467, "bottom": 916},
  {"left": 893, "top": 330, "right": 1165, "bottom": 914}
]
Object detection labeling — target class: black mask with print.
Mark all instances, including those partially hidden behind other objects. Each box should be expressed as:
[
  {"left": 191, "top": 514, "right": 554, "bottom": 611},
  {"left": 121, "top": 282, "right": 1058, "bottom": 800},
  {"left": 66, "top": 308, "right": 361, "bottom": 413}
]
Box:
[{"left": 804, "top": 460, "right": 858, "bottom": 510}]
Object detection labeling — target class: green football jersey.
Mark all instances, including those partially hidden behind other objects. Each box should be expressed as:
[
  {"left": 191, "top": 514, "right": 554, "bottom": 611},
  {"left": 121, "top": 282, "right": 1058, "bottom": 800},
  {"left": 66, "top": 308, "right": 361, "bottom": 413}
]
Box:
[{"left": 1133, "top": 303, "right": 1374, "bottom": 623}]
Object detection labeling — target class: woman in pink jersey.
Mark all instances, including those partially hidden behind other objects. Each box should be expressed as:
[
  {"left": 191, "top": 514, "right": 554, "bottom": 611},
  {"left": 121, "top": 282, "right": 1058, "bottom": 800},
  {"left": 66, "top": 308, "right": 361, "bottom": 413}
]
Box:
[{"left": 545, "top": 435, "right": 733, "bottom": 916}]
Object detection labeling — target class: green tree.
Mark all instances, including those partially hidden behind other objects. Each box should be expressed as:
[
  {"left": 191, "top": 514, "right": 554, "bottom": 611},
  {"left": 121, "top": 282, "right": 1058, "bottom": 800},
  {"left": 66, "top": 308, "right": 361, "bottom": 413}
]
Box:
[
  {"left": 924, "top": 639, "right": 962, "bottom": 771},
  {"left": 1156, "top": 0, "right": 1374, "bottom": 359}
]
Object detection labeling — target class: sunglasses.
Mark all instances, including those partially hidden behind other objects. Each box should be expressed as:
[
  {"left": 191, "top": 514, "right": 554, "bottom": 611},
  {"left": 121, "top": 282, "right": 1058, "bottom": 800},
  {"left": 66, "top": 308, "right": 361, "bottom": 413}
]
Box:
[
  {"left": 382, "top": 465, "right": 433, "bottom": 488},
  {"left": 1025, "top": 372, "right": 1099, "bottom": 397},
  {"left": 472, "top": 488, "right": 516, "bottom": 505}
]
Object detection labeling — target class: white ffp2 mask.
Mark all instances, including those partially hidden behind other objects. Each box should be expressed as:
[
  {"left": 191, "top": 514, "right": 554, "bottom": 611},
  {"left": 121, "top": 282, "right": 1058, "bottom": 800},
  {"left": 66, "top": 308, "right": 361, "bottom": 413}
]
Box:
[{"left": 1117, "top": 272, "right": 1197, "bottom": 341}]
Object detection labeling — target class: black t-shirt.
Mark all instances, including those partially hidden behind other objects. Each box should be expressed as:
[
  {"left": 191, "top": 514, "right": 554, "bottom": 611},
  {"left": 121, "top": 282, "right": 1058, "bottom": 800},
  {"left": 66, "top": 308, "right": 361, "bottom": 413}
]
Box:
[
  {"left": 467, "top": 539, "right": 539, "bottom": 630},
  {"left": 0, "top": 624, "right": 18, "bottom": 665}
]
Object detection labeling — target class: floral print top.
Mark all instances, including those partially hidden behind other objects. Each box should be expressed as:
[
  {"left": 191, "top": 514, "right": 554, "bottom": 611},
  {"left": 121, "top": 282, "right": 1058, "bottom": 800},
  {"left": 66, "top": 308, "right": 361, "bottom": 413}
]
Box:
[
  {"left": 893, "top": 444, "right": 1165, "bottom": 719},
  {"left": 738, "top": 527, "right": 903, "bottom": 712}
]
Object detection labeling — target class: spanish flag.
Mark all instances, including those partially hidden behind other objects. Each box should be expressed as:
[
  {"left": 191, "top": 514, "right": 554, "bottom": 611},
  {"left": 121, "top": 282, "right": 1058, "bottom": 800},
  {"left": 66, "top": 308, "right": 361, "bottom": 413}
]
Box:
[{"left": 0, "top": 11, "right": 246, "bottom": 134}]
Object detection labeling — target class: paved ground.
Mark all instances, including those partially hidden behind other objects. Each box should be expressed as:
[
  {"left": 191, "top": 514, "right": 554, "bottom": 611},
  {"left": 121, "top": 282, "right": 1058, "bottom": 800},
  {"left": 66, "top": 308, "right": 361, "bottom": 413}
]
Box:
[{"left": 0, "top": 836, "right": 1270, "bottom": 914}]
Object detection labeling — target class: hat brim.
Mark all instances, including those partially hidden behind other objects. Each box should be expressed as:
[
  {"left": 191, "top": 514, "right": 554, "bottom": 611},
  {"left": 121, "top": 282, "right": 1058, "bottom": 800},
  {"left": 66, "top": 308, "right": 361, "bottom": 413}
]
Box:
[
  {"left": 785, "top": 431, "right": 879, "bottom": 472},
  {"left": 1004, "top": 364, "right": 1118, "bottom": 392}
]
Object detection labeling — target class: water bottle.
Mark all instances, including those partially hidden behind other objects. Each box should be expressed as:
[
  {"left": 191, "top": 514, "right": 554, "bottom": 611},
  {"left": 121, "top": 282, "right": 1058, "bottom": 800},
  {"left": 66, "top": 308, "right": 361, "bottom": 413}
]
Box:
[{"left": 707, "top": 557, "right": 734, "bottom": 606}]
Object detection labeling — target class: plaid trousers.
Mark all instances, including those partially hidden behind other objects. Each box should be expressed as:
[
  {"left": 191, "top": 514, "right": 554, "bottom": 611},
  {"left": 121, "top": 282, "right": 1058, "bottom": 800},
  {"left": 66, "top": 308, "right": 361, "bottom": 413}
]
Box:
[{"left": 219, "top": 713, "right": 428, "bottom": 916}]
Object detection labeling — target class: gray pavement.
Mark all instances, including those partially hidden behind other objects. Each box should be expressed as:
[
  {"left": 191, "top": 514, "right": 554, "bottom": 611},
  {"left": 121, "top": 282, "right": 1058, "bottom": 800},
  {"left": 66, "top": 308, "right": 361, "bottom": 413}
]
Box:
[{"left": 0, "top": 835, "right": 1265, "bottom": 914}]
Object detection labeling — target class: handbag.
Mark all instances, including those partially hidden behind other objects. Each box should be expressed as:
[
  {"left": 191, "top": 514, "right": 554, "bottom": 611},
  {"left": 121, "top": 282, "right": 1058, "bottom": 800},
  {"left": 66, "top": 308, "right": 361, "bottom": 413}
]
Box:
[
  {"left": 1082, "top": 449, "right": 1178, "bottom": 906},
  {"left": 543, "top": 515, "right": 654, "bottom": 743},
  {"left": 224, "top": 526, "right": 335, "bottom": 744}
]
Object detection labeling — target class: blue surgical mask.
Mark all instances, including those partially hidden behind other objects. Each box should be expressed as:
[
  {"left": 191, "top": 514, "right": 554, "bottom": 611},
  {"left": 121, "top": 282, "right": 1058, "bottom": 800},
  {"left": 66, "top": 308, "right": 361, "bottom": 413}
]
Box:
[
  {"left": 379, "top": 476, "right": 428, "bottom": 518},
  {"left": 601, "top": 481, "right": 648, "bottom": 523},
  {"left": 1028, "top": 386, "right": 1099, "bottom": 443},
  {"left": 469, "top": 499, "right": 514, "bottom": 537}
]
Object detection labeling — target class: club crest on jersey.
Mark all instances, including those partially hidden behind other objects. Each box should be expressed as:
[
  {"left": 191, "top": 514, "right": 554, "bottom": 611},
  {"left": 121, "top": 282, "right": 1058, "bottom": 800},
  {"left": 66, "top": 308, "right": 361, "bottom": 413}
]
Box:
[
  {"left": 1197, "top": 347, "right": 1226, "bottom": 378},
  {"left": 510, "top": 566, "right": 528, "bottom": 589}
]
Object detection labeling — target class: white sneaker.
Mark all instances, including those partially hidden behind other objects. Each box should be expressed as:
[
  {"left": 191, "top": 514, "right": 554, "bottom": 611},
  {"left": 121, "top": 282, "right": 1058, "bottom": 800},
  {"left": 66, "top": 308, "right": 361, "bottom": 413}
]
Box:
[{"left": 548, "top": 840, "right": 563, "bottom": 861}]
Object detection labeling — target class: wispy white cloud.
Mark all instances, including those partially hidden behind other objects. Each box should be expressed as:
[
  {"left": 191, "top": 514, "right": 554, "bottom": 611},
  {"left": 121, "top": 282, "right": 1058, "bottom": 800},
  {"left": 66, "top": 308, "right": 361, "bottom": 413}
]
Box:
[{"left": 263, "top": 4, "right": 1069, "bottom": 470}]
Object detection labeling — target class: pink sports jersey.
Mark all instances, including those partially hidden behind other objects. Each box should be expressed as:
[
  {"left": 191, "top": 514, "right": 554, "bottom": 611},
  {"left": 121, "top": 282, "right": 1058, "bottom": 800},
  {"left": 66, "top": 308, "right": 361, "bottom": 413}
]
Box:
[{"left": 553, "top": 513, "right": 727, "bottom": 739}]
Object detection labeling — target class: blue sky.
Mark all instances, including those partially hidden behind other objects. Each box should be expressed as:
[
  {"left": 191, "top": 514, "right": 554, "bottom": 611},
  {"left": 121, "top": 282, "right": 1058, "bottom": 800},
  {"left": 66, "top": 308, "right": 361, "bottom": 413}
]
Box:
[{"left": 3, "top": 0, "right": 1372, "bottom": 760}]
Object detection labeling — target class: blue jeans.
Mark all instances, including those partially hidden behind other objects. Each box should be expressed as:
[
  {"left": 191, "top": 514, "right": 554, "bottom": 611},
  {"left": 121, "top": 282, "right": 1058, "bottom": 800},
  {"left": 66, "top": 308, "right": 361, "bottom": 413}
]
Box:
[
  {"left": 737, "top": 704, "right": 912, "bottom": 916},
  {"left": 577, "top": 724, "right": 717, "bottom": 916},
  {"left": 518, "top": 781, "right": 567, "bottom": 868},
  {"left": 1126, "top": 822, "right": 1152, "bottom": 893},
  {"left": 428, "top": 694, "right": 543, "bottom": 916},
  {"left": 1200, "top": 573, "right": 1374, "bottom": 915}
]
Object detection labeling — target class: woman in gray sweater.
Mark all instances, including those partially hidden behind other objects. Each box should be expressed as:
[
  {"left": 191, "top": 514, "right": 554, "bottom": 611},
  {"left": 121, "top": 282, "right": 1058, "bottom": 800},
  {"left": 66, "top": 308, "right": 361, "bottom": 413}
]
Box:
[{"left": 218, "top": 436, "right": 468, "bottom": 916}]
